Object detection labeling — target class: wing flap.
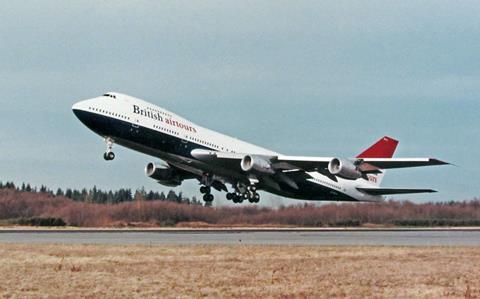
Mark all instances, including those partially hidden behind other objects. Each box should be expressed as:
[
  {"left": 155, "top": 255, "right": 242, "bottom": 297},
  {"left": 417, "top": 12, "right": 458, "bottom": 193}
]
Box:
[{"left": 357, "top": 187, "right": 437, "bottom": 195}]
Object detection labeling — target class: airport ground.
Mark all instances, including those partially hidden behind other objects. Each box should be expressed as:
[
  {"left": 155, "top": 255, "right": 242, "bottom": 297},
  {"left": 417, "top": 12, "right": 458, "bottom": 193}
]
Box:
[{"left": 0, "top": 243, "right": 479, "bottom": 298}]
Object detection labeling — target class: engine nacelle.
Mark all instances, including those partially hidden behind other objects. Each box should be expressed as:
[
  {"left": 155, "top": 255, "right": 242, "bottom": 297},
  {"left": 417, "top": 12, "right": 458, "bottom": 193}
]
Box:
[
  {"left": 145, "top": 163, "right": 182, "bottom": 187},
  {"left": 240, "top": 155, "right": 275, "bottom": 174},
  {"left": 328, "top": 158, "right": 362, "bottom": 180}
]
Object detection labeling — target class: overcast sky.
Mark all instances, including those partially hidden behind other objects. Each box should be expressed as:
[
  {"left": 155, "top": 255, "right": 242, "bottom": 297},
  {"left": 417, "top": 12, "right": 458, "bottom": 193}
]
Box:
[{"left": 1, "top": 1, "right": 479, "bottom": 205}]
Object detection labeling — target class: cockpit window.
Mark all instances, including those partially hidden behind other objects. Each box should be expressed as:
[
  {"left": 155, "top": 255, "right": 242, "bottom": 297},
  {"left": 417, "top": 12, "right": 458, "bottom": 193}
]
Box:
[{"left": 103, "top": 93, "right": 116, "bottom": 99}]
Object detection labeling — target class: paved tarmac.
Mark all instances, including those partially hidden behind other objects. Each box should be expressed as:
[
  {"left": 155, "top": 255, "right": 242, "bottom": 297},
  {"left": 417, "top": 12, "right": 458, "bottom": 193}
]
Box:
[{"left": 0, "top": 230, "right": 480, "bottom": 246}]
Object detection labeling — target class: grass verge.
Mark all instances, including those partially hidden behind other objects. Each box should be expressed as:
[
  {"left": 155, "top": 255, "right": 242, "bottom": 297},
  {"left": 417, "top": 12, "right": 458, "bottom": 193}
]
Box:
[{"left": 0, "top": 244, "right": 478, "bottom": 298}]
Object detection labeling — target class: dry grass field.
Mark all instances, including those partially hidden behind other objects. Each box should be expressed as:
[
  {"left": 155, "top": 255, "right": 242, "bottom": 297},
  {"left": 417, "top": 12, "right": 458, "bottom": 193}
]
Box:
[{"left": 0, "top": 244, "right": 479, "bottom": 298}]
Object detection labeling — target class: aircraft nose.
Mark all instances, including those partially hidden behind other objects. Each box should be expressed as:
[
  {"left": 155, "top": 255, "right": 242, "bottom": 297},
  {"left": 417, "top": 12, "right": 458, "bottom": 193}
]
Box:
[
  {"left": 72, "top": 100, "right": 88, "bottom": 112},
  {"left": 72, "top": 102, "right": 81, "bottom": 111},
  {"left": 72, "top": 99, "right": 91, "bottom": 122}
]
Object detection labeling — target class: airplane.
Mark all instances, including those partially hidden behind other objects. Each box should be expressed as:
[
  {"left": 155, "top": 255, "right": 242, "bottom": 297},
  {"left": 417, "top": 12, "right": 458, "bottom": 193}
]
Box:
[{"left": 72, "top": 92, "right": 449, "bottom": 204}]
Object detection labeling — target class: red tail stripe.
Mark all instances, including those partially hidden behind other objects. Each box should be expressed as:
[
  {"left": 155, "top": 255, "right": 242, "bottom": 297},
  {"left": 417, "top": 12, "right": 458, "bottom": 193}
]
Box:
[{"left": 356, "top": 136, "right": 399, "bottom": 158}]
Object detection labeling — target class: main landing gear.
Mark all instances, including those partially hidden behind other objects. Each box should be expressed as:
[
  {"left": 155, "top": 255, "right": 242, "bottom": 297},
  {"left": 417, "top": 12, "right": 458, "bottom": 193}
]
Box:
[
  {"left": 226, "top": 185, "right": 260, "bottom": 204},
  {"left": 200, "top": 174, "right": 215, "bottom": 203},
  {"left": 103, "top": 138, "right": 115, "bottom": 161},
  {"left": 200, "top": 185, "right": 214, "bottom": 203},
  {"left": 199, "top": 176, "right": 260, "bottom": 205}
]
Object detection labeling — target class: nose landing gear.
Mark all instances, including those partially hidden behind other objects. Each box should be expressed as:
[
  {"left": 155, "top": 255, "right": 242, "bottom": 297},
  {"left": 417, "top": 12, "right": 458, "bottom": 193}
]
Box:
[{"left": 103, "top": 138, "right": 115, "bottom": 161}]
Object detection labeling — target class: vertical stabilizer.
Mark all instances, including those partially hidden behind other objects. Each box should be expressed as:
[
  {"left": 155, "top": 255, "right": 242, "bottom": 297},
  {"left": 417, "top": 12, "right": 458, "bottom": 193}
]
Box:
[{"left": 357, "top": 136, "right": 399, "bottom": 186}]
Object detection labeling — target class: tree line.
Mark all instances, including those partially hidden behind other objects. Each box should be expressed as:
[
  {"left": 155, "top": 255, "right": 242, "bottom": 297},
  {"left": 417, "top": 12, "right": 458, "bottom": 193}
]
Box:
[
  {"left": 1, "top": 181, "right": 480, "bottom": 227},
  {"left": 0, "top": 181, "right": 201, "bottom": 205},
  {"left": 1, "top": 187, "right": 480, "bottom": 227}
]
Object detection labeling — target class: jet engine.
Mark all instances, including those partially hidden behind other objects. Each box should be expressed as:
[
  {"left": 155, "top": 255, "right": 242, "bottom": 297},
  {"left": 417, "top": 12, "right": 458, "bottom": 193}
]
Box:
[
  {"left": 328, "top": 158, "right": 362, "bottom": 180},
  {"left": 240, "top": 155, "right": 275, "bottom": 174},
  {"left": 145, "top": 162, "right": 183, "bottom": 187}
]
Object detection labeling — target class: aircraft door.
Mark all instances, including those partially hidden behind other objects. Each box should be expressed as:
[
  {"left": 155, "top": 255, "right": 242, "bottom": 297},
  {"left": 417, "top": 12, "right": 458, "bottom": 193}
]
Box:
[{"left": 130, "top": 117, "right": 140, "bottom": 135}]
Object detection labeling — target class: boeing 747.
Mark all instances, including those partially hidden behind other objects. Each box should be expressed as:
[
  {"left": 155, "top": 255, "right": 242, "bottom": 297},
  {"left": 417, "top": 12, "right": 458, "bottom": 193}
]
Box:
[{"left": 73, "top": 92, "right": 448, "bottom": 204}]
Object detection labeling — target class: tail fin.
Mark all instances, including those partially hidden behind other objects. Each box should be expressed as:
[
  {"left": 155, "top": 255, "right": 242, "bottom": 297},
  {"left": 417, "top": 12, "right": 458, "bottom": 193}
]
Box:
[
  {"left": 357, "top": 136, "right": 399, "bottom": 186},
  {"left": 357, "top": 136, "right": 399, "bottom": 159}
]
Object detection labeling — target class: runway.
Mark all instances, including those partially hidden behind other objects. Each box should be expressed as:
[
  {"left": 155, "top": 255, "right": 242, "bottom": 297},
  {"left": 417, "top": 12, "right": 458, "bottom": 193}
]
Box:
[{"left": 1, "top": 229, "right": 480, "bottom": 246}]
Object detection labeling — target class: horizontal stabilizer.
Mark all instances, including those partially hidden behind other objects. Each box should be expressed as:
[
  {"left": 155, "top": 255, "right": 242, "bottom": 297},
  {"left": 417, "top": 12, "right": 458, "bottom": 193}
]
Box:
[{"left": 357, "top": 187, "right": 437, "bottom": 195}]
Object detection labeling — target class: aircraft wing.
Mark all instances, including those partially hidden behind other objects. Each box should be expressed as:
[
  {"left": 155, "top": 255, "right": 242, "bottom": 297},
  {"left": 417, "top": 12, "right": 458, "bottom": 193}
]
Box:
[
  {"left": 191, "top": 149, "right": 449, "bottom": 173},
  {"left": 357, "top": 158, "right": 449, "bottom": 171},
  {"left": 274, "top": 157, "right": 449, "bottom": 171},
  {"left": 269, "top": 156, "right": 449, "bottom": 173},
  {"left": 357, "top": 187, "right": 437, "bottom": 195}
]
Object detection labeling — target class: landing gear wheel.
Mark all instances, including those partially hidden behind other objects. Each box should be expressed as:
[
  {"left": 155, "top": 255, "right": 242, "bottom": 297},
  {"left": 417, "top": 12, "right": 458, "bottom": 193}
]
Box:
[
  {"left": 203, "top": 194, "right": 214, "bottom": 202},
  {"left": 103, "top": 152, "right": 115, "bottom": 161},
  {"left": 104, "top": 137, "right": 115, "bottom": 159},
  {"left": 103, "top": 138, "right": 115, "bottom": 161},
  {"left": 254, "top": 193, "right": 260, "bottom": 203},
  {"left": 232, "top": 193, "right": 243, "bottom": 204},
  {"left": 226, "top": 193, "right": 234, "bottom": 200},
  {"left": 200, "top": 186, "right": 211, "bottom": 194}
]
